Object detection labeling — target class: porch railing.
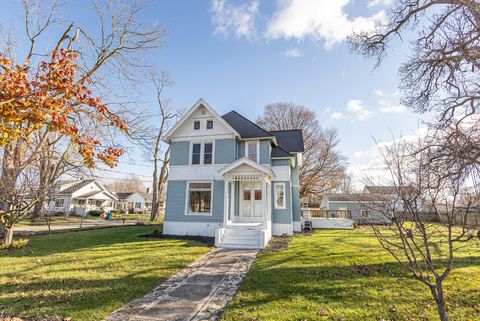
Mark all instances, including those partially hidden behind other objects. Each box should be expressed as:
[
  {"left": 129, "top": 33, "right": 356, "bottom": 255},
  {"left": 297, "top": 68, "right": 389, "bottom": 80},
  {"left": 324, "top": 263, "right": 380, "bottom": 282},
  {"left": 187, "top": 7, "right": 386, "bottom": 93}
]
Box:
[{"left": 301, "top": 208, "right": 352, "bottom": 219}]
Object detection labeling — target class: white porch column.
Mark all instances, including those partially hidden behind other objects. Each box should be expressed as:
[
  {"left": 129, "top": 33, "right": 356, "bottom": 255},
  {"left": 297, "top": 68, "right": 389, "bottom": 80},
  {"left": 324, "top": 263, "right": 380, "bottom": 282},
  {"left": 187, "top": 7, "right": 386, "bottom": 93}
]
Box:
[
  {"left": 230, "top": 181, "right": 235, "bottom": 221},
  {"left": 262, "top": 176, "right": 268, "bottom": 228},
  {"left": 223, "top": 178, "right": 229, "bottom": 227}
]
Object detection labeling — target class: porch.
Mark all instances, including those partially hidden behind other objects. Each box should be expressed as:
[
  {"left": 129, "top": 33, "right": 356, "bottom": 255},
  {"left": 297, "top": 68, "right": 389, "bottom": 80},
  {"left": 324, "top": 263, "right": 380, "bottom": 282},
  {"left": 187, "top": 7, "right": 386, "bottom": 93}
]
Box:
[{"left": 216, "top": 158, "right": 275, "bottom": 248}]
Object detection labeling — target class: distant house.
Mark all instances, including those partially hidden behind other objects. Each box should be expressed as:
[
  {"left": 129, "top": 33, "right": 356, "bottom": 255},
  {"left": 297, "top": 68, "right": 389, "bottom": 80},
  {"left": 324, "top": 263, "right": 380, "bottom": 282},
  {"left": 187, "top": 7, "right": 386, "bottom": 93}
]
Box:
[
  {"left": 320, "top": 193, "right": 392, "bottom": 224},
  {"left": 47, "top": 179, "right": 117, "bottom": 216},
  {"left": 115, "top": 192, "right": 153, "bottom": 213}
]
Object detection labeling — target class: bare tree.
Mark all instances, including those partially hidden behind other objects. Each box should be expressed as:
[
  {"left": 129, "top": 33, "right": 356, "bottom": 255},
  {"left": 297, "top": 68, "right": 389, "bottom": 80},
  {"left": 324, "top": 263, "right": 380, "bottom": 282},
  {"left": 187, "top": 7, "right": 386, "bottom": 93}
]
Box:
[
  {"left": 106, "top": 176, "right": 146, "bottom": 193},
  {"left": 140, "top": 71, "right": 179, "bottom": 221},
  {"left": 0, "top": 0, "right": 165, "bottom": 246},
  {"left": 256, "top": 102, "right": 347, "bottom": 204},
  {"left": 349, "top": 0, "right": 480, "bottom": 181},
  {"left": 363, "top": 135, "right": 479, "bottom": 321}
]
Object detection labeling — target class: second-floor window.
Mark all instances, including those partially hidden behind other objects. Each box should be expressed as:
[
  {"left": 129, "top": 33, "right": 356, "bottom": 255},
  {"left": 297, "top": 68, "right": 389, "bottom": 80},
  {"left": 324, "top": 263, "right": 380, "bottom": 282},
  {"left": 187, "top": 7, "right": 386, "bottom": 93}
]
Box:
[
  {"left": 246, "top": 141, "right": 258, "bottom": 162},
  {"left": 206, "top": 120, "right": 213, "bottom": 129},
  {"left": 192, "top": 143, "right": 201, "bottom": 164},
  {"left": 204, "top": 143, "right": 213, "bottom": 164},
  {"left": 191, "top": 142, "right": 213, "bottom": 165}
]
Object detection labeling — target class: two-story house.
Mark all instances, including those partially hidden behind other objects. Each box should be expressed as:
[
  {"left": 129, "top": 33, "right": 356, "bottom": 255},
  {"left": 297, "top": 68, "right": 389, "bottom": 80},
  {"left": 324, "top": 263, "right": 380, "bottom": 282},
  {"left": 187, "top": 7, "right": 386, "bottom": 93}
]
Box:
[{"left": 163, "top": 99, "right": 304, "bottom": 249}]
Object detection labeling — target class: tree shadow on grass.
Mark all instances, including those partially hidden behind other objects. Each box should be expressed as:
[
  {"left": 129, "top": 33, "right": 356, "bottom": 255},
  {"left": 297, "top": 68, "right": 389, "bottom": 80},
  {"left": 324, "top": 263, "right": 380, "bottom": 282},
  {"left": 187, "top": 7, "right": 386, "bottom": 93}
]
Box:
[{"left": 226, "top": 253, "right": 480, "bottom": 321}]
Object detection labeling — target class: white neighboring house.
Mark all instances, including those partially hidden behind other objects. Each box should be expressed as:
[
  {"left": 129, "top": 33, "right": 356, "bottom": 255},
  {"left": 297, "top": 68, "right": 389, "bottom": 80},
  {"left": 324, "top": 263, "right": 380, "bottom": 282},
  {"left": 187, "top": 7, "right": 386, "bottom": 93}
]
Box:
[
  {"left": 48, "top": 179, "right": 117, "bottom": 216},
  {"left": 115, "top": 192, "right": 153, "bottom": 213}
]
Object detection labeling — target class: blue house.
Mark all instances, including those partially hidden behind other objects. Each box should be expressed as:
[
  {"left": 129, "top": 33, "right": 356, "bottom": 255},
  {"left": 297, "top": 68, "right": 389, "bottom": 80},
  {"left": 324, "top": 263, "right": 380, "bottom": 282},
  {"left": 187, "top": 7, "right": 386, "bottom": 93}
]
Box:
[{"left": 163, "top": 99, "right": 304, "bottom": 249}]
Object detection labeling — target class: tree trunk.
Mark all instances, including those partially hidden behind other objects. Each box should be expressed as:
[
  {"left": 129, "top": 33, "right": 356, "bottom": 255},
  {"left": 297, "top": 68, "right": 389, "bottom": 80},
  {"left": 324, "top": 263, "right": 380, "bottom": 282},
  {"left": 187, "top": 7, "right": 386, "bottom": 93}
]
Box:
[
  {"left": 2, "top": 227, "right": 13, "bottom": 246},
  {"left": 432, "top": 280, "right": 449, "bottom": 321}
]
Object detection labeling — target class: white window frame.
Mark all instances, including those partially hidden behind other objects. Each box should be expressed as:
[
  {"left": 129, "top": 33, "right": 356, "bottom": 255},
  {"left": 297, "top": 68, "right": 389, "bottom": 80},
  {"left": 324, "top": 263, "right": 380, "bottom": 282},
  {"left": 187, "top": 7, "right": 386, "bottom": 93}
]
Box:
[
  {"left": 206, "top": 119, "right": 214, "bottom": 130},
  {"left": 189, "top": 141, "right": 215, "bottom": 165},
  {"left": 193, "top": 120, "right": 200, "bottom": 130},
  {"left": 185, "top": 180, "right": 213, "bottom": 216},
  {"left": 274, "top": 182, "right": 286, "bottom": 209},
  {"left": 245, "top": 140, "right": 259, "bottom": 162},
  {"left": 55, "top": 198, "right": 65, "bottom": 208},
  {"left": 361, "top": 210, "right": 369, "bottom": 218}
]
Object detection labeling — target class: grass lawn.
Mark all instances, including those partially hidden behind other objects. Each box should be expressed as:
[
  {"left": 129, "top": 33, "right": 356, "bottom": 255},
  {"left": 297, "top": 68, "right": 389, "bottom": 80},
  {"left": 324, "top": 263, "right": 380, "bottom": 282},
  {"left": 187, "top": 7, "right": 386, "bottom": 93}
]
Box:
[
  {"left": 0, "top": 226, "right": 210, "bottom": 320},
  {"left": 222, "top": 228, "right": 480, "bottom": 321}
]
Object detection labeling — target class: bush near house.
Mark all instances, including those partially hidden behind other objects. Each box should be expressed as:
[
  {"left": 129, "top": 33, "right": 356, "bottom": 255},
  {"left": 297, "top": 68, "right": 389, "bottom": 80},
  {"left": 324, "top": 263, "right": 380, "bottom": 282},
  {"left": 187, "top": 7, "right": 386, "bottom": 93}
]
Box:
[{"left": 87, "top": 210, "right": 105, "bottom": 217}]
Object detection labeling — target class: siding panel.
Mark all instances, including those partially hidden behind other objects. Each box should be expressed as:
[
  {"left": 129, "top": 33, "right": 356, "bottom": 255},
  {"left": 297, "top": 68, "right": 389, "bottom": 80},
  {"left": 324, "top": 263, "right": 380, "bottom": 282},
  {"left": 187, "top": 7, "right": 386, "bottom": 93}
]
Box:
[
  {"left": 170, "top": 141, "right": 190, "bottom": 165},
  {"left": 215, "top": 139, "right": 235, "bottom": 164}
]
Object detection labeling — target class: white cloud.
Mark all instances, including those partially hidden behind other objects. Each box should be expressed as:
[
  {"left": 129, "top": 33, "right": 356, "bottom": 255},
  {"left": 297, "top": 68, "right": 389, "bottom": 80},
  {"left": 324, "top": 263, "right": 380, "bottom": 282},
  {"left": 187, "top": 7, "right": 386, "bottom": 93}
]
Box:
[
  {"left": 284, "top": 48, "right": 302, "bottom": 57},
  {"left": 374, "top": 89, "right": 406, "bottom": 113},
  {"left": 347, "top": 99, "right": 374, "bottom": 121},
  {"left": 367, "top": 0, "right": 394, "bottom": 8},
  {"left": 209, "top": 0, "right": 387, "bottom": 48},
  {"left": 330, "top": 112, "right": 344, "bottom": 120},
  {"left": 210, "top": 0, "right": 259, "bottom": 39},
  {"left": 265, "top": 0, "right": 387, "bottom": 48}
]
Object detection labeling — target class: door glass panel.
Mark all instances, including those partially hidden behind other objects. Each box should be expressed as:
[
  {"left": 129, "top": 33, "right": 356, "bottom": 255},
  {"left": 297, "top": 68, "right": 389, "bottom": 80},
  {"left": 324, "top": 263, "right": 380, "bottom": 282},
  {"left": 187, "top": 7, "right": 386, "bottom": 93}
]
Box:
[{"left": 242, "top": 185, "right": 252, "bottom": 217}]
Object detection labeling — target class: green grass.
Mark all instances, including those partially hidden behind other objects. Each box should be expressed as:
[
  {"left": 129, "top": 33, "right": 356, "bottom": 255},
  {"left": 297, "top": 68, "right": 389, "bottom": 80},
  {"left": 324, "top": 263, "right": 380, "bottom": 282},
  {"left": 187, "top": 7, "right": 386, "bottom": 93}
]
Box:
[
  {"left": 0, "top": 226, "right": 210, "bottom": 320},
  {"left": 222, "top": 228, "right": 480, "bottom": 321}
]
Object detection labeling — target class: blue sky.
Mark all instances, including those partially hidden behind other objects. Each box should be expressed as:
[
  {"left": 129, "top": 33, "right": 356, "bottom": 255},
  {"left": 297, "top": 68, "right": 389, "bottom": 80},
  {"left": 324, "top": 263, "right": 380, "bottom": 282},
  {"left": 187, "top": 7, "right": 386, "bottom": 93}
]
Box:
[{"left": 1, "top": 0, "right": 430, "bottom": 187}]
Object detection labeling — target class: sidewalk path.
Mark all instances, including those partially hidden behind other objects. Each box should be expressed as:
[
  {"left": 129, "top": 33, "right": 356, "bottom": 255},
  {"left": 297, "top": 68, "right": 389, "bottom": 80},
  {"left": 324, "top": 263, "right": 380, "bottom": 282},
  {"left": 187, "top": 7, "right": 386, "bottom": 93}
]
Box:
[
  {"left": 14, "top": 219, "right": 145, "bottom": 235},
  {"left": 107, "top": 249, "right": 258, "bottom": 321}
]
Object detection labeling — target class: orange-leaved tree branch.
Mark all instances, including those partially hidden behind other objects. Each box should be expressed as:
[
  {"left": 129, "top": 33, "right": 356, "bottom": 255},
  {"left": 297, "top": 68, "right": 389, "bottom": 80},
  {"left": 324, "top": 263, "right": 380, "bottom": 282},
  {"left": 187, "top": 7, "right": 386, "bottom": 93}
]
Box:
[{"left": 0, "top": 49, "right": 127, "bottom": 168}]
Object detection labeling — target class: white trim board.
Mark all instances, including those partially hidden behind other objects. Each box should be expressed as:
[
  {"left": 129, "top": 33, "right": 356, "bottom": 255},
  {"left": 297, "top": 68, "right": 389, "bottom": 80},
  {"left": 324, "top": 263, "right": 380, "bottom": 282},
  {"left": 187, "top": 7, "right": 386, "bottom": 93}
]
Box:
[{"left": 163, "top": 221, "right": 222, "bottom": 237}]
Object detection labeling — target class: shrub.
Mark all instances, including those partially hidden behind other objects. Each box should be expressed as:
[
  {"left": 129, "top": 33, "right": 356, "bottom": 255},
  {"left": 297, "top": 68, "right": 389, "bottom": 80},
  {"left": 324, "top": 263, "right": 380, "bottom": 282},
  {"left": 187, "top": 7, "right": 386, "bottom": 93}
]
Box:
[
  {"left": 87, "top": 210, "right": 104, "bottom": 217},
  {"left": 0, "top": 238, "right": 29, "bottom": 250},
  {"left": 110, "top": 210, "right": 120, "bottom": 214}
]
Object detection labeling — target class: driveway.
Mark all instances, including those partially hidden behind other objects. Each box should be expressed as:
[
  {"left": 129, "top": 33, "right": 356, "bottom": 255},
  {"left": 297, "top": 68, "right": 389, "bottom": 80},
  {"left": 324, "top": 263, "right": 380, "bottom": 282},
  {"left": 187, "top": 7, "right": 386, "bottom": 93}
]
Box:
[
  {"left": 107, "top": 249, "right": 258, "bottom": 321},
  {"left": 14, "top": 219, "right": 147, "bottom": 235}
]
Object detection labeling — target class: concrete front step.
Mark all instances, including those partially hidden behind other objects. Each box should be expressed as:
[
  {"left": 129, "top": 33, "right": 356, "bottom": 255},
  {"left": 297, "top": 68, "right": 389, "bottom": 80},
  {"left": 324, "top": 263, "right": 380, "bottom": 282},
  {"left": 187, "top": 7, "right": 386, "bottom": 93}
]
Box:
[{"left": 216, "top": 227, "right": 267, "bottom": 249}]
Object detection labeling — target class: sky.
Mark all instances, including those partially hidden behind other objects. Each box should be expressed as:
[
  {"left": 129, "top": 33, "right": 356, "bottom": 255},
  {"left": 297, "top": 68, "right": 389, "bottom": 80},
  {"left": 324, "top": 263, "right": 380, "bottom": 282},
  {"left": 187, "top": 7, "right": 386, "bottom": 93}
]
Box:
[{"left": 1, "top": 0, "right": 431, "bottom": 189}]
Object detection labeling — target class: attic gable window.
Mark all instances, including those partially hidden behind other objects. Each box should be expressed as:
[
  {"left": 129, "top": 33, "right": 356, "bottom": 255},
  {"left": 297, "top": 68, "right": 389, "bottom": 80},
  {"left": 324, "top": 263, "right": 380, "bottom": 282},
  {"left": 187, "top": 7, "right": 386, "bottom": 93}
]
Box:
[
  {"left": 193, "top": 120, "right": 200, "bottom": 130},
  {"left": 206, "top": 120, "right": 213, "bottom": 129}
]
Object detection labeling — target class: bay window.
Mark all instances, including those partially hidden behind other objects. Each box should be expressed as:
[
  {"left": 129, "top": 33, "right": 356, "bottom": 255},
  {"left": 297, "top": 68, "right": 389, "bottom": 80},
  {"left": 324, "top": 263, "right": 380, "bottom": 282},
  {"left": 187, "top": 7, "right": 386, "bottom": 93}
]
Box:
[
  {"left": 246, "top": 141, "right": 258, "bottom": 162},
  {"left": 274, "top": 183, "right": 286, "bottom": 209}
]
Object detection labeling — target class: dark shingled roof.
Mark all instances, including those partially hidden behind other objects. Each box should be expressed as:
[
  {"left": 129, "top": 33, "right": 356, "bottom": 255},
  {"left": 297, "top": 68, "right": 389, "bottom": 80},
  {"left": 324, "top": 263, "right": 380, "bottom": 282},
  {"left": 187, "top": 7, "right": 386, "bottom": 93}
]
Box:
[
  {"left": 222, "top": 111, "right": 304, "bottom": 158},
  {"left": 222, "top": 111, "right": 273, "bottom": 139},
  {"left": 60, "top": 179, "right": 95, "bottom": 194},
  {"left": 324, "top": 194, "right": 388, "bottom": 202},
  {"left": 271, "top": 146, "right": 292, "bottom": 157},
  {"left": 270, "top": 129, "right": 304, "bottom": 153},
  {"left": 116, "top": 192, "right": 134, "bottom": 200},
  {"left": 363, "top": 186, "right": 416, "bottom": 195}
]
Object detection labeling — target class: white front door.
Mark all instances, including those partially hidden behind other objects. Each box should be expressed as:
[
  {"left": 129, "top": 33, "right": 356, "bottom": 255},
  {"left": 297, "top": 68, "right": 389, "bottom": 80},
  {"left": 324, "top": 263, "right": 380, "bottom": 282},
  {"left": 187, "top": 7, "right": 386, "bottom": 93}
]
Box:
[{"left": 240, "top": 183, "right": 263, "bottom": 222}]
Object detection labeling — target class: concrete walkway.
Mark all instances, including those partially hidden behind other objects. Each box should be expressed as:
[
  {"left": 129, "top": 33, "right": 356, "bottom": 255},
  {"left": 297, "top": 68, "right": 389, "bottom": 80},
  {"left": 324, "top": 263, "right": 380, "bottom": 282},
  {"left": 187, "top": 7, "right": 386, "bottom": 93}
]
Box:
[{"left": 107, "top": 249, "right": 258, "bottom": 321}]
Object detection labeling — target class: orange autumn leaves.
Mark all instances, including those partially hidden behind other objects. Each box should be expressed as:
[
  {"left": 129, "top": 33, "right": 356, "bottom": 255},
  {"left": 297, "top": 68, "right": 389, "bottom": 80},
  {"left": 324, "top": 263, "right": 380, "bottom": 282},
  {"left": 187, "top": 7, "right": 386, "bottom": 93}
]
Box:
[{"left": 0, "top": 49, "right": 126, "bottom": 168}]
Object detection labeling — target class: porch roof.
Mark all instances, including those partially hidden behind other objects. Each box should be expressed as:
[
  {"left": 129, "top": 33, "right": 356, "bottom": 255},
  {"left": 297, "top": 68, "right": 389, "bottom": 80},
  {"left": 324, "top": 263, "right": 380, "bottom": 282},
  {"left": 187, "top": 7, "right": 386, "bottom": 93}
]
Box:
[{"left": 218, "top": 157, "right": 275, "bottom": 180}]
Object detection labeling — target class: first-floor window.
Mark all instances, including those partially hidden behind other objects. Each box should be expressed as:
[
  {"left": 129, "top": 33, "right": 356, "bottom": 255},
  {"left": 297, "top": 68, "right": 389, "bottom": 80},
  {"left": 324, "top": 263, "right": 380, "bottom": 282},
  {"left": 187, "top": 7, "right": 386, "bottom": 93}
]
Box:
[
  {"left": 55, "top": 198, "right": 64, "bottom": 207},
  {"left": 95, "top": 200, "right": 103, "bottom": 207},
  {"left": 274, "top": 183, "right": 286, "bottom": 209},
  {"left": 135, "top": 202, "right": 142, "bottom": 209},
  {"left": 188, "top": 182, "right": 212, "bottom": 214},
  {"left": 361, "top": 210, "right": 369, "bottom": 218}
]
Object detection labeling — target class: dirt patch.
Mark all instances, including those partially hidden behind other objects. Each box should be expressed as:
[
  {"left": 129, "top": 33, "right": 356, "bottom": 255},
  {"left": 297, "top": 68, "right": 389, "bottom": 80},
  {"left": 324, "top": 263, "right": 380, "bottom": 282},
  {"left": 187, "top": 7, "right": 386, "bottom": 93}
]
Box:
[
  {"left": 262, "top": 235, "right": 291, "bottom": 253},
  {"left": 138, "top": 230, "right": 215, "bottom": 247}
]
